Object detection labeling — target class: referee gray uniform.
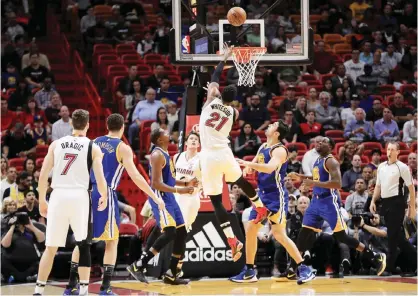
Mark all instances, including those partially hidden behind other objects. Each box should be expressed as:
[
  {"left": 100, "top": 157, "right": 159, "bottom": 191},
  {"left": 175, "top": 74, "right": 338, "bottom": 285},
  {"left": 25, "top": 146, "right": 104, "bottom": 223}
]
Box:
[{"left": 376, "top": 160, "right": 417, "bottom": 273}]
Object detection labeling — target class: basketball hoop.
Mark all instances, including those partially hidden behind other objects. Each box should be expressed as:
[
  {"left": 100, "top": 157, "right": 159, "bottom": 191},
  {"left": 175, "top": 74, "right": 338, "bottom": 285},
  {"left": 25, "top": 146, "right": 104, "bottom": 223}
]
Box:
[{"left": 231, "top": 47, "right": 267, "bottom": 87}]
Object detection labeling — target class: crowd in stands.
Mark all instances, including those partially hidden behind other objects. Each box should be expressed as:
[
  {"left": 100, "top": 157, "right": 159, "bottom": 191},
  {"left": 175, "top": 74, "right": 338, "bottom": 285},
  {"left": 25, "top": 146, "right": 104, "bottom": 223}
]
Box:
[{"left": 1, "top": 0, "right": 417, "bottom": 283}]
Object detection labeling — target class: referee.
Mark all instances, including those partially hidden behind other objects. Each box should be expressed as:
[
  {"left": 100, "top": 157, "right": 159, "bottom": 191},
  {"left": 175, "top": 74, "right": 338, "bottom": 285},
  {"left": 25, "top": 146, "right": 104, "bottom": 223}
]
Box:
[{"left": 370, "top": 142, "right": 417, "bottom": 274}]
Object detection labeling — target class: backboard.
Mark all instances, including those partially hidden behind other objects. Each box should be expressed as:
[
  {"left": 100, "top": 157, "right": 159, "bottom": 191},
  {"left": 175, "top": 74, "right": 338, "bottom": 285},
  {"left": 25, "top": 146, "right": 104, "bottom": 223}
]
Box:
[{"left": 170, "top": 0, "right": 314, "bottom": 66}]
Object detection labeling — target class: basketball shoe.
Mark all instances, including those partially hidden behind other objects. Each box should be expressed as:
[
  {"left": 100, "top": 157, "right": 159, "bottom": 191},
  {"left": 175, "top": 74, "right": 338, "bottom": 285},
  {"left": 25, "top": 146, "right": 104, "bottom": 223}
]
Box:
[
  {"left": 297, "top": 264, "right": 316, "bottom": 285},
  {"left": 163, "top": 270, "right": 190, "bottom": 285},
  {"left": 126, "top": 261, "right": 148, "bottom": 284},
  {"left": 227, "top": 237, "right": 243, "bottom": 262},
  {"left": 63, "top": 284, "right": 79, "bottom": 295},
  {"left": 229, "top": 266, "right": 258, "bottom": 283}
]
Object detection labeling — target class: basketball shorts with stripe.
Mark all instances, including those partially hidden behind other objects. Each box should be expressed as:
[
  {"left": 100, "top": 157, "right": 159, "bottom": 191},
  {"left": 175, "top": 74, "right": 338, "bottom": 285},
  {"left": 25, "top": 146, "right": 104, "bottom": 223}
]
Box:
[
  {"left": 175, "top": 192, "right": 200, "bottom": 230},
  {"left": 249, "top": 189, "right": 288, "bottom": 225},
  {"left": 46, "top": 188, "right": 91, "bottom": 247},
  {"left": 91, "top": 185, "right": 120, "bottom": 241},
  {"left": 149, "top": 191, "right": 184, "bottom": 230},
  {"left": 302, "top": 195, "right": 347, "bottom": 232}
]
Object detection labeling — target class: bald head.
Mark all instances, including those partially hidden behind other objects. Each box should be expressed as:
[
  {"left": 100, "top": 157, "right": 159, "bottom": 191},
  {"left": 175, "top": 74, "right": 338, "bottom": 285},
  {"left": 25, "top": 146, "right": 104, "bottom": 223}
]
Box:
[{"left": 60, "top": 105, "right": 70, "bottom": 120}]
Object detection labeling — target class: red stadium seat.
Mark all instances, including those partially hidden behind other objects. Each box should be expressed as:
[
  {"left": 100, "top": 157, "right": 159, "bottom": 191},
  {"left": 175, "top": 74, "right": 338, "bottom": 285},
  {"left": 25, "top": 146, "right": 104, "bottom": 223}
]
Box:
[
  {"left": 400, "top": 84, "right": 417, "bottom": 94},
  {"left": 340, "top": 191, "right": 350, "bottom": 201},
  {"left": 119, "top": 223, "right": 139, "bottom": 236},
  {"left": 116, "top": 44, "right": 136, "bottom": 55},
  {"left": 411, "top": 142, "right": 417, "bottom": 153},
  {"left": 377, "top": 85, "right": 396, "bottom": 95},
  {"left": 362, "top": 142, "right": 383, "bottom": 151},
  {"left": 93, "top": 44, "right": 113, "bottom": 56},
  {"left": 399, "top": 155, "right": 408, "bottom": 163},
  {"left": 230, "top": 130, "right": 240, "bottom": 140},
  {"left": 36, "top": 145, "right": 49, "bottom": 158},
  {"left": 320, "top": 74, "right": 335, "bottom": 85},
  {"left": 35, "top": 158, "right": 44, "bottom": 168},
  {"left": 325, "top": 130, "right": 344, "bottom": 139},
  {"left": 243, "top": 155, "right": 256, "bottom": 162},
  {"left": 285, "top": 142, "right": 308, "bottom": 152},
  {"left": 144, "top": 54, "right": 164, "bottom": 65},
  {"left": 121, "top": 54, "right": 142, "bottom": 66},
  {"left": 8, "top": 158, "right": 25, "bottom": 171}
]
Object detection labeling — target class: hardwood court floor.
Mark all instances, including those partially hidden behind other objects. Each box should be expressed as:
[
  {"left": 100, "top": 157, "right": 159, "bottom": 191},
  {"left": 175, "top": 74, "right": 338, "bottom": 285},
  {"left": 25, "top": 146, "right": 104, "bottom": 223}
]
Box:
[{"left": 1, "top": 276, "right": 417, "bottom": 295}]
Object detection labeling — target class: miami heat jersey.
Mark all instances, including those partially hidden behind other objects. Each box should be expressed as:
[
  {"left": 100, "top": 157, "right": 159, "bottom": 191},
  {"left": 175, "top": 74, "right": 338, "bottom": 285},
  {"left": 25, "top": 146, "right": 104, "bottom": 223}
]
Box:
[
  {"left": 175, "top": 152, "right": 201, "bottom": 196},
  {"left": 199, "top": 97, "right": 235, "bottom": 149},
  {"left": 51, "top": 135, "right": 93, "bottom": 190}
]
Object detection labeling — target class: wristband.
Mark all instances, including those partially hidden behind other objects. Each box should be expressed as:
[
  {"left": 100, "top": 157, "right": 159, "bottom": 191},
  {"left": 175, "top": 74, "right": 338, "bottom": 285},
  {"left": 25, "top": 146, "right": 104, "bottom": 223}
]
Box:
[{"left": 175, "top": 187, "right": 178, "bottom": 193}]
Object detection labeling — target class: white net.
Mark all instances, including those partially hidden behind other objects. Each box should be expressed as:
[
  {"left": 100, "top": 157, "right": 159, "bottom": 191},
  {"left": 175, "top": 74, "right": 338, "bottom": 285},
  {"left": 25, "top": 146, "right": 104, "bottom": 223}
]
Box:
[{"left": 231, "top": 47, "right": 267, "bottom": 87}]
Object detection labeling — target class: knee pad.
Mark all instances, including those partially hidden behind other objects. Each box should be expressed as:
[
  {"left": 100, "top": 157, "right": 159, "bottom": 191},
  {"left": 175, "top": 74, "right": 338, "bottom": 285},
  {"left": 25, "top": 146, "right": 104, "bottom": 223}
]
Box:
[
  {"left": 333, "top": 230, "right": 360, "bottom": 249},
  {"left": 77, "top": 241, "right": 91, "bottom": 267},
  {"left": 296, "top": 228, "right": 317, "bottom": 252}
]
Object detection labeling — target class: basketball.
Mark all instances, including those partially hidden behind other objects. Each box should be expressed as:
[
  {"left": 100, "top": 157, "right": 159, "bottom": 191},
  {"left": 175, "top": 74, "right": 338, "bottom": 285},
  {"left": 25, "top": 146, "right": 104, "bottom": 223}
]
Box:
[{"left": 227, "top": 7, "right": 247, "bottom": 26}]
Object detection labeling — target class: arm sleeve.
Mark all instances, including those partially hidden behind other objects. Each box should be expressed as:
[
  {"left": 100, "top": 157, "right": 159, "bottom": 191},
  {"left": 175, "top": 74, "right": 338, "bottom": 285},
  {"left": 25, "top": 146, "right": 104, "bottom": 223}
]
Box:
[{"left": 400, "top": 165, "right": 413, "bottom": 186}]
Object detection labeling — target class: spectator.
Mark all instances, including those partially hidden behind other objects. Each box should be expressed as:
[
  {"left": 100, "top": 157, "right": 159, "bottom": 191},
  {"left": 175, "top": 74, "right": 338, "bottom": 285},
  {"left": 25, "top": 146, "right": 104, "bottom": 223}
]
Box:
[
  {"left": 360, "top": 41, "right": 373, "bottom": 65},
  {"left": 157, "top": 77, "right": 180, "bottom": 104},
  {"left": 247, "top": 25, "right": 264, "bottom": 46},
  {"left": 349, "top": 0, "right": 370, "bottom": 22},
  {"left": 253, "top": 72, "right": 273, "bottom": 108},
  {"left": 111, "top": 19, "right": 132, "bottom": 44},
  {"left": 136, "top": 31, "right": 155, "bottom": 56},
  {"left": 379, "top": 4, "right": 398, "bottom": 30},
  {"left": 366, "top": 98, "right": 384, "bottom": 123},
  {"left": 51, "top": 106, "right": 73, "bottom": 141},
  {"left": 34, "top": 76, "right": 55, "bottom": 110},
  {"left": 358, "top": 214, "right": 389, "bottom": 265},
  {"left": 284, "top": 176, "right": 301, "bottom": 196},
  {"left": 345, "top": 178, "right": 368, "bottom": 217},
  {"left": 290, "top": 23, "right": 302, "bottom": 44},
  {"left": 400, "top": 45, "right": 417, "bottom": 75},
  {"left": 316, "top": 9, "right": 333, "bottom": 36},
  {"left": 323, "top": 78, "right": 334, "bottom": 94},
  {"left": 1, "top": 156, "right": 8, "bottom": 180},
  {"left": 381, "top": 43, "right": 402, "bottom": 70},
  {"left": 390, "top": 92, "right": 413, "bottom": 129},
  {"left": 310, "top": 41, "right": 335, "bottom": 78},
  {"left": 7, "top": 79, "right": 31, "bottom": 111},
  {"left": 356, "top": 65, "right": 379, "bottom": 93},
  {"left": 362, "top": 166, "right": 374, "bottom": 186},
  {"left": 271, "top": 26, "right": 290, "bottom": 53},
  {"left": 2, "top": 43, "right": 21, "bottom": 73},
  {"left": 85, "top": 21, "right": 111, "bottom": 46},
  {"left": 344, "top": 50, "right": 365, "bottom": 82},
  {"left": 407, "top": 152, "right": 417, "bottom": 189},
  {"left": 44, "top": 92, "right": 62, "bottom": 124},
  {"left": 286, "top": 146, "right": 302, "bottom": 174},
  {"left": 105, "top": 6, "right": 122, "bottom": 29},
  {"left": 301, "top": 136, "right": 321, "bottom": 176},
  {"left": 293, "top": 97, "right": 308, "bottom": 124},
  {"left": 282, "top": 110, "right": 299, "bottom": 144},
  {"left": 1, "top": 213, "right": 45, "bottom": 283},
  {"left": 307, "top": 88, "right": 320, "bottom": 111},
  {"left": 23, "top": 158, "right": 35, "bottom": 176},
  {"left": 234, "top": 123, "right": 262, "bottom": 158},
  {"left": 2, "top": 63, "right": 20, "bottom": 89},
  {"left": 166, "top": 102, "right": 178, "bottom": 126},
  {"left": 1, "top": 97, "right": 18, "bottom": 132},
  {"left": 128, "top": 88, "right": 163, "bottom": 145},
  {"left": 315, "top": 91, "right": 341, "bottom": 130},
  {"left": 367, "top": 148, "right": 382, "bottom": 173},
  {"left": 154, "top": 26, "right": 170, "bottom": 55},
  {"left": 116, "top": 65, "right": 142, "bottom": 99},
  {"left": 17, "top": 190, "right": 44, "bottom": 223},
  {"left": 120, "top": 0, "right": 145, "bottom": 21},
  {"left": 356, "top": 85, "right": 374, "bottom": 113},
  {"left": 80, "top": 6, "right": 96, "bottom": 34},
  {"left": 226, "top": 67, "right": 239, "bottom": 85},
  {"left": 342, "top": 154, "right": 363, "bottom": 192},
  {"left": 343, "top": 108, "right": 373, "bottom": 143},
  {"left": 146, "top": 64, "right": 165, "bottom": 90},
  {"left": 278, "top": 85, "right": 297, "bottom": 117},
  {"left": 28, "top": 115, "right": 48, "bottom": 146},
  {"left": 299, "top": 111, "right": 322, "bottom": 145},
  {"left": 331, "top": 64, "right": 355, "bottom": 91},
  {"left": 338, "top": 140, "right": 364, "bottom": 175},
  {"left": 1, "top": 198, "right": 17, "bottom": 222},
  {"left": 22, "top": 98, "right": 47, "bottom": 130},
  {"left": 278, "top": 11, "right": 294, "bottom": 33},
  {"left": 374, "top": 108, "right": 400, "bottom": 144},
  {"left": 22, "top": 53, "right": 51, "bottom": 90},
  {"left": 403, "top": 109, "right": 417, "bottom": 144},
  {"left": 398, "top": 3, "right": 417, "bottom": 28},
  {"left": 2, "top": 123, "right": 35, "bottom": 160},
  {"left": 0, "top": 167, "right": 17, "bottom": 200},
  {"left": 5, "top": 12, "right": 25, "bottom": 41},
  {"left": 21, "top": 45, "right": 51, "bottom": 71},
  {"left": 230, "top": 184, "right": 251, "bottom": 212},
  {"left": 125, "top": 79, "right": 144, "bottom": 118},
  {"left": 371, "top": 51, "right": 390, "bottom": 85},
  {"left": 330, "top": 87, "right": 349, "bottom": 108},
  {"left": 150, "top": 107, "right": 170, "bottom": 132},
  {"left": 205, "top": 12, "right": 219, "bottom": 32},
  {"left": 3, "top": 171, "right": 33, "bottom": 207},
  {"left": 341, "top": 95, "right": 361, "bottom": 128},
  {"left": 239, "top": 94, "right": 270, "bottom": 131},
  {"left": 371, "top": 31, "right": 387, "bottom": 52}
]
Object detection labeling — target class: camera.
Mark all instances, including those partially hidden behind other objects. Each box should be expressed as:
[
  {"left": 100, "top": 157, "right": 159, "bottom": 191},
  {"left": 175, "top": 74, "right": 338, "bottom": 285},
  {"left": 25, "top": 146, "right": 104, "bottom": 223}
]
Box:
[
  {"left": 352, "top": 212, "right": 374, "bottom": 227},
  {"left": 15, "top": 212, "right": 30, "bottom": 225}
]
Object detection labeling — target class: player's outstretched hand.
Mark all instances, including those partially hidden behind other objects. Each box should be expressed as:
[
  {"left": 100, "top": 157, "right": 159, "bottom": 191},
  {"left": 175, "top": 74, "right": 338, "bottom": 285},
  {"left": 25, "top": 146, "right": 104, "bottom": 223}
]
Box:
[
  {"left": 40, "top": 200, "right": 48, "bottom": 218},
  {"left": 178, "top": 187, "right": 195, "bottom": 194},
  {"left": 97, "top": 196, "right": 108, "bottom": 211},
  {"left": 288, "top": 172, "right": 304, "bottom": 182},
  {"left": 188, "top": 177, "right": 199, "bottom": 188},
  {"left": 236, "top": 158, "right": 248, "bottom": 167},
  {"left": 222, "top": 42, "right": 233, "bottom": 61},
  {"left": 369, "top": 201, "right": 376, "bottom": 214},
  {"left": 302, "top": 178, "right": 315, "bottom": 188},
  {"left": 156, "top": 198, "right": 166, "bottom": 211}
]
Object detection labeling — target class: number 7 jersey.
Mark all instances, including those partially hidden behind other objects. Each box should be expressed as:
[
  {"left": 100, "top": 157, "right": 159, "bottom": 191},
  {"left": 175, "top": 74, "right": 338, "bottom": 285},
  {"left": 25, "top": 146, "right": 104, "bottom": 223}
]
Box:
[{"left": 199, "top": 97, "right": 235, "bottom": 149}]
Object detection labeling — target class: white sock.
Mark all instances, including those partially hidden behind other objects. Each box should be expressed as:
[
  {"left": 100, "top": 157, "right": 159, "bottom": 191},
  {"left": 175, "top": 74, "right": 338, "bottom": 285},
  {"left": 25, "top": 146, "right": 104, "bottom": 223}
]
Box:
[
  {"left": 35, "top": 280, "right": 46, "bottom": 295},
  {"left": 223, "top": 226, "right": 234, "bottom": 239},
  {"left": 79, "top": 281, "right": 89, "bottom": 295}
]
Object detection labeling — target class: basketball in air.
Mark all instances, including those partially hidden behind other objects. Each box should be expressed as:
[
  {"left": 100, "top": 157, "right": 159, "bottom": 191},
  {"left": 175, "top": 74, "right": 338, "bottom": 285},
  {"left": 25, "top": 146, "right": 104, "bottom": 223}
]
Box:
[{"left": 227, "top": 7, "right": 247, "bottom": 26}]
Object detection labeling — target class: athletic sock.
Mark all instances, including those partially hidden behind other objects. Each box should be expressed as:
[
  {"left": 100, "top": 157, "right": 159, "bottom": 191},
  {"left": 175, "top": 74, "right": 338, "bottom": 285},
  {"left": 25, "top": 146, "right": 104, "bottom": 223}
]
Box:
[
  {"left": 35, "top": 280, "right": 46, "bottom": 295},
  {"left": 137, "top": 250, "right": 154, "bottom": 267},
  {"left": 169, "top": 256, "right": 180, "bottom": 275},
  {"left": 220, "top": 222, "right": 235, "bottom": 239},
  {"left": 68, "top": 261, "right": 79, "bottom": 288},
  {"left": 101, "top": 264, "right": 114, "bottom": 290},
  {"left": 249, "top": 195, "right": 264, "bottom": 208},
  {"left": 79, "top": 280, "right": 89, "bottom": 295},
  {"left": 177, "top": 259, "right": 184, "bottom": 271},
  {"left": 246, "top": 264, "right": 254, "bottom": 270}
]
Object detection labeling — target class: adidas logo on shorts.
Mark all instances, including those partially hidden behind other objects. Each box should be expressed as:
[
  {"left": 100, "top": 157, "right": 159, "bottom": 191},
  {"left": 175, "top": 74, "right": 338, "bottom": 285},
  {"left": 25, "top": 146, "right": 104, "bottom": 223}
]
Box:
[{"left": 184, "top": 222, "right": 233, "bottom": 262}]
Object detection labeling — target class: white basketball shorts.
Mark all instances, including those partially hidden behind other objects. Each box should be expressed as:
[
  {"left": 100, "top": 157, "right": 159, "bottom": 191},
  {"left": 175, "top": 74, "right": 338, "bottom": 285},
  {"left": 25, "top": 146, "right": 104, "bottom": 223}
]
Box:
[
  {"left": 200, "top": 147, "right": 242, "bottom": 196},
  {"left": 45, "top": 188, "right": 91, "bottom": 247},
  {"left": 175, "top": 193, "right": 201, "bottom": 230}
]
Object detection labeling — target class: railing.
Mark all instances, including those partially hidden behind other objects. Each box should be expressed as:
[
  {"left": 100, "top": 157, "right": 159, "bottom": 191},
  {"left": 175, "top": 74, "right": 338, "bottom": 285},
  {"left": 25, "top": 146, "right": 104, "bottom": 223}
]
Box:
[{"left": 74, "top": 51, "right": 84, "bottom": 79}]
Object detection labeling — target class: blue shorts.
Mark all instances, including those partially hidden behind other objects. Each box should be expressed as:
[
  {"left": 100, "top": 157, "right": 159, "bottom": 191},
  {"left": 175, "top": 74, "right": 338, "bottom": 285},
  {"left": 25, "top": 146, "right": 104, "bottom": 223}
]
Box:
[
  {"left": 91, "top": 186, "right": 120, "bottom": 241},
  {"left": 302, "top": 195, "right": 346, "bottom": 232},
  {"left": 149, "top": 190, "right": 184, "bottom": 229},
  {"left": 249, "top": 188, "right": 288, "bottom": 225}
]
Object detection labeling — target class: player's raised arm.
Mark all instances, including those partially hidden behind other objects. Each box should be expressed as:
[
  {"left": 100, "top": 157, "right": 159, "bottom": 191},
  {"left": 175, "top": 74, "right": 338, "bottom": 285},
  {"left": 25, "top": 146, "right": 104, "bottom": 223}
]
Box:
[
  {"left": 120, "top": 143, "right": 165, "bottom": 210},
  {"left": 303, "top": 157, "right": 342, "bottom": 189},
  {"left": 38, "top": 142, "right": 56, "bottom": 217},
  {"left": 91, "top": 144, "right": 108, "bottom": 210},
  {"left": 238, "top": 146, "right": 287, "bottom": 174},
  {"left": 203, "top": 43, "right": 233, "bottom": 109}
]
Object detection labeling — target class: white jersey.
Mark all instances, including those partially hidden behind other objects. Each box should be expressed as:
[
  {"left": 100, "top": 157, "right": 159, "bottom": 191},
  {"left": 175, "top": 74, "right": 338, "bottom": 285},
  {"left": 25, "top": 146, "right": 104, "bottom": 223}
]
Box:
[
  {"left": 199, "top": 97, "right": 235, "bottom": 149},
  {"left": 174, "top": 151, "right": 201, "bottom": 196},
  {"left": 51, "top": 135, "right": 93, "bottom": 190}
]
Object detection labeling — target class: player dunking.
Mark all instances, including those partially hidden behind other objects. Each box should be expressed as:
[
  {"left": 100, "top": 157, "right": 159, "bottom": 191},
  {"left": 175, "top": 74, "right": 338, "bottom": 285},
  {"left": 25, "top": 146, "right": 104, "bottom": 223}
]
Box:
[
  {"left": 290, "top": 137, "right": 386, "bottom": 282},
  {"left": 63, "top": 114, "right": 165, "bottom": 295},
  {"left": 199, "top": 43, "right": 267, "bottom": 261},
  {"left": 34, "top": 110, "right": 108, "bottom": 296},
  {"left": 230, "top": 121, "right": 315, "bottom": 284},
  {"left": 127, "top": 128, "right": 196, "bottom": 285}
]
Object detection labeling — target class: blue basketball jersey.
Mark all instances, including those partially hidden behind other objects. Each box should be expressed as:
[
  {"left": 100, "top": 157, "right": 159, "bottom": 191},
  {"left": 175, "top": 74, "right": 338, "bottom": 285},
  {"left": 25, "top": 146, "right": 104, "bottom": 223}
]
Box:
[
  {"left": 150, "top": 147, "right": 176, "bottom": 187},
  {"left": 257, "top": 143, "right": 289, "bottom": 191},
  {"left": 312, "top": 154, "right": 340, "bottom": 199},
  {"left": 90, "top": 136, "right": 124, "bottom": 190}
]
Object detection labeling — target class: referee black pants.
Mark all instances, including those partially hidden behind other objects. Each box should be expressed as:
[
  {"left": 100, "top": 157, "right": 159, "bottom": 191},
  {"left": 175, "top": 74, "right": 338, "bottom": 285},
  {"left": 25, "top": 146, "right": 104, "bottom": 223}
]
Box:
[{"left": 381, "top": 195, "right": 417, "bottom": 273}]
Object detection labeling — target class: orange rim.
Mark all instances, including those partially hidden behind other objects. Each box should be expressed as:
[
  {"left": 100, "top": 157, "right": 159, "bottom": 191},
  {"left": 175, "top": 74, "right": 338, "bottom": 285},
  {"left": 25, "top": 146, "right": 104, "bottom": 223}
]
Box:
[{"left": 232, "top": 47, "right": 267, "bottom": 63}]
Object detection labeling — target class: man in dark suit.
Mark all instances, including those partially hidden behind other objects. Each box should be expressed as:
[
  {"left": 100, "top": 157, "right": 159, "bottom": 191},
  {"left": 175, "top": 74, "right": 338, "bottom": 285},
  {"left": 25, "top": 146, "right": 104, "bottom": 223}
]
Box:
[{"left": 331, "top": 64, "right": 355, "bottom": 91}]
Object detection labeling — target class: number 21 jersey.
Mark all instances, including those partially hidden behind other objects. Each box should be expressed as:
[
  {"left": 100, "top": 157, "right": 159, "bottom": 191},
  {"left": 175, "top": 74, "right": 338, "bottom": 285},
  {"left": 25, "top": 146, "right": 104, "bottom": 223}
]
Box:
[{"left": 199, "top": 97, "right": 235, "bottom": 149}]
